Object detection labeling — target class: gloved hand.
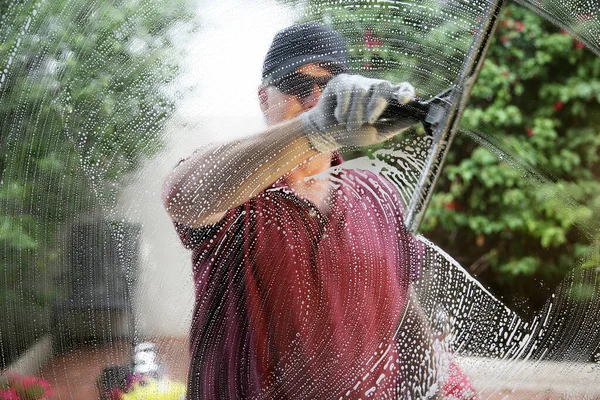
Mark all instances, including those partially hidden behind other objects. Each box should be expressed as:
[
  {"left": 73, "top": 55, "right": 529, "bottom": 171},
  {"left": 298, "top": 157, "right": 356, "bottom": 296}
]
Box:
[{"left": 301, "top": 74, "right": 418, "bottom": 153}]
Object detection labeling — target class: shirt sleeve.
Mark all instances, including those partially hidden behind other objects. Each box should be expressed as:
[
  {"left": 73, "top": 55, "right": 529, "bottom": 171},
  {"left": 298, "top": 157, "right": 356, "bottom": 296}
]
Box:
[
  {"left": 174, "top": 221, "right": 222, "bottom": 250},
  {"left": 169, "top": 151, "right": 243, "bottom": 251},
  {"left": 173, "top": 207, "right": 242, "bottom": 251}
]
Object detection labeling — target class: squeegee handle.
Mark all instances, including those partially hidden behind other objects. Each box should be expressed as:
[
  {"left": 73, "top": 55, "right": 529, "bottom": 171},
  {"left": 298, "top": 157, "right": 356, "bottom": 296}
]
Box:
[{"left": 377, "top": 87, "right": 454, "bottom": 134}]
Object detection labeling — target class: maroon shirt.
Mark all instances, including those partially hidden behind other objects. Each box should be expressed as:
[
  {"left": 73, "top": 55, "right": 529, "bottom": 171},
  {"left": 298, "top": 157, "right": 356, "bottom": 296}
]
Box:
[{"left": 175, "top": 155, "right": 424, "bottom": 399}]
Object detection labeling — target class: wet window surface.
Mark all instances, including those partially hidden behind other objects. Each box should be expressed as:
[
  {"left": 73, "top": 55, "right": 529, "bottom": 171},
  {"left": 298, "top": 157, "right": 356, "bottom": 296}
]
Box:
[{"left": 1, "top": 0, "right": 599, "bottom": 399}]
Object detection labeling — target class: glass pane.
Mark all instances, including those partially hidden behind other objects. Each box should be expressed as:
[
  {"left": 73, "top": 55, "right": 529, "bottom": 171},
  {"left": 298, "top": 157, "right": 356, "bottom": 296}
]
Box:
[{"left": 0, "top": 0, "right": 598, "bottom": 399}]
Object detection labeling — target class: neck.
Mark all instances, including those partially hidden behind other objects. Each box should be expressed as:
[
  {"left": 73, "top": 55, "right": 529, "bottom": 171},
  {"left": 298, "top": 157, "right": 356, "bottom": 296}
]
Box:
[
  {"left": 289, "top": 152, "right": 332, "bottom": 180},
  {"left": 287, "top": 152, "right": 333, "bottom": 210}
]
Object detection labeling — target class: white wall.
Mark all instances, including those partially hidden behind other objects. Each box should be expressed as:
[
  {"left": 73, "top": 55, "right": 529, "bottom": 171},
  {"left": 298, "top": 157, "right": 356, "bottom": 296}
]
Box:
[{"left": 119, "top": 0, "right": 296, "bottom": 337}]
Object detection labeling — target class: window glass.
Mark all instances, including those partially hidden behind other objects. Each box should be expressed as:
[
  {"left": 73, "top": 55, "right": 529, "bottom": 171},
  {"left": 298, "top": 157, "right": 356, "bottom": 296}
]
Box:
[{"left": 0, "top": 0, "right": 598, "bottom": 398}]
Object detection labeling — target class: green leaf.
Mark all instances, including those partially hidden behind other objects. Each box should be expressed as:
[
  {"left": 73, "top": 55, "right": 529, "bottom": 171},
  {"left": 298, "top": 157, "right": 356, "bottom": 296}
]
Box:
[{"left": 0, "top": 217, "right": 38, "bottom": 250}]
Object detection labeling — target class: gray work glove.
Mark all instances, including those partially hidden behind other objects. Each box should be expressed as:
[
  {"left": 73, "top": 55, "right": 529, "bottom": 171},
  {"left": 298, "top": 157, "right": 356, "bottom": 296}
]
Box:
[{"left": 301, "top": 73, "right": 417, "bottom": 153}]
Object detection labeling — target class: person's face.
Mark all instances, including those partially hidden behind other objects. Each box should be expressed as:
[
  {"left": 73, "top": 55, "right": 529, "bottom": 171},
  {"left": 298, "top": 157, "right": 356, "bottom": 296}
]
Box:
[{"left": 259, "top": 63, "right": 336, "bottom": 126}]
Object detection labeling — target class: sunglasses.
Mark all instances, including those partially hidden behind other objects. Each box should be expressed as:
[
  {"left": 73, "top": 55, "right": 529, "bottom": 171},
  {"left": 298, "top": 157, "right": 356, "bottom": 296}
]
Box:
[{"left": 268, "top": 65, "right": 347, "bottom": 99}]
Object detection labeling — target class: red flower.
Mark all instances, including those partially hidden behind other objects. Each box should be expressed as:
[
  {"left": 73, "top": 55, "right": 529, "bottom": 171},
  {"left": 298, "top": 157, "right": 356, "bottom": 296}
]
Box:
[
  {"left": 363, "top": 28, "right": 382, "bottom": 49},
  {"left": 575, "top": 41, "right": 585, "bottom": 49},
  {"left": 516, "top": 21, "right": 524, "bottom": 32},
  {"left": 500, "top": 35, "right": 509, "bottom": 44},
  {"left": 560, "top": 29, "right": 569, "bottom": 35},
  {"left": 444, "top": 201, "right": 461, "bottom": 211},
  {"left": 527, "top": 128, "right": 534, "bottom": 137},
  {"left": 501, "top": 71, "right": 509, "bottom": 77},
  {"left": 553, "top": 100, "right": 564, "bottom": 111}
]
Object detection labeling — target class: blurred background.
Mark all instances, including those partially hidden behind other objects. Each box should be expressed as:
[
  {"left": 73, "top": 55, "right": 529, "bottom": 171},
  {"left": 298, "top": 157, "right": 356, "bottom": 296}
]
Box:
[{"left": 0, "top": 0, "right": 599, "bottom": 398}]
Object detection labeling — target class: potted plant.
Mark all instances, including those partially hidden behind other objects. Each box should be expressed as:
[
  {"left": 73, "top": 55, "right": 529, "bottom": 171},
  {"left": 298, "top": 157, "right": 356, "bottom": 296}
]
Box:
[{"left": 0, "top": 372, "right": 53, "bottom": 400}]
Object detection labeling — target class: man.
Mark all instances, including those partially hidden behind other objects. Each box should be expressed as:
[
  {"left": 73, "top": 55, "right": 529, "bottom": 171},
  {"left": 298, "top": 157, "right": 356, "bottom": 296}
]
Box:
[{"left": 163, "top": 22, "right": 475, "bottom": 399}]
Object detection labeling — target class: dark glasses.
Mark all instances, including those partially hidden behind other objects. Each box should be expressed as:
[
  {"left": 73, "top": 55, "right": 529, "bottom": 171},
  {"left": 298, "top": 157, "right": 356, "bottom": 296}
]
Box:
[
  {"left": 272, "top": 73, "right": 333, "bottom": 99},
  {"left": 268, "top": 65, "right": 347, "bottom": 99}
]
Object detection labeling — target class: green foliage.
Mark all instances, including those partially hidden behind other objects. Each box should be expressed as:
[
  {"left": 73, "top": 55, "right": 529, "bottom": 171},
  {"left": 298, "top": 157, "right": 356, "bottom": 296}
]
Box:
[
  {"left": 304, "top": 0, "right": 600, "bottom": 316},
  {"left": 304, "top": 0, "right": 480, "bottom": 95},
  {"left": 0, "top": 0, "right": 193, "bottom": 366},
  {"left": 421, "top": 3, "right": 600, "bottom": 315}
]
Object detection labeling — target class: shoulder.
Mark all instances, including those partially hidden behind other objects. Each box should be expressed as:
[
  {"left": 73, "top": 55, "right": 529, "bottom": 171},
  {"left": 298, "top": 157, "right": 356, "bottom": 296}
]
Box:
[
  {"left": 172, "top": 184, "right": 292, "bottom": 251},
  {"left": 173, "top": 207, "right": 244, "bottom": 250},
  {"left": 331, "top": 165, "right": 402, "bottom": 204}
]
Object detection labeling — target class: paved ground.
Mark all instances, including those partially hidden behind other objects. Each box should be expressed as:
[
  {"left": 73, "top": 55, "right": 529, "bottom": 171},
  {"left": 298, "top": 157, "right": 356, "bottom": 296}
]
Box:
[
  {"left": 39, "top": 337, "right": 189, "bottom": 400},
  {"left": 38, "top": 341, "right": 600, "bottom": 399},
  {"left": 478, "top": 389, "right": 598, "bottom": 399},
  {"left": 458, "top": 356, "right": 600, "bottom": 399}
]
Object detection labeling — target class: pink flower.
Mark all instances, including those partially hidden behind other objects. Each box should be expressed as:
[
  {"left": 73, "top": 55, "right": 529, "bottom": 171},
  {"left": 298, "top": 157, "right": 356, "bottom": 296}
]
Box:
[
  {"left": 105, "top": 388, "right": 124, "bottom": 400},
  {"left": 1, "top": 373, "right": 52, "bottom": 400},
  {"left": 0, "top": 388, "right": 20, "bottom": 400},
  {"left": 20, "top": 376, "right": 39, "bottom": 390},
  {"left": 443, "top": 361, "right": 478, "bottom": 399},
  {"left": 516, "top": 21, "right": 524, "bottom": 32}
]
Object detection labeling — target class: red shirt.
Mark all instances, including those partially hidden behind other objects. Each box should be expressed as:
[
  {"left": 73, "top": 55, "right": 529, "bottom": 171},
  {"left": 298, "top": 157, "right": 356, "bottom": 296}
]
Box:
[{"left": 175, "top": 156, "right": 424, "bottom": 399}]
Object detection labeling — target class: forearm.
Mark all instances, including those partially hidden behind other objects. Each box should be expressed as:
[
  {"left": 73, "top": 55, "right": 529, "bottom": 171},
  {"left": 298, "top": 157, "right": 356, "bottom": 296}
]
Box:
[{"left": 163, "top": 117, "right": 318, "bottom": 227}]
